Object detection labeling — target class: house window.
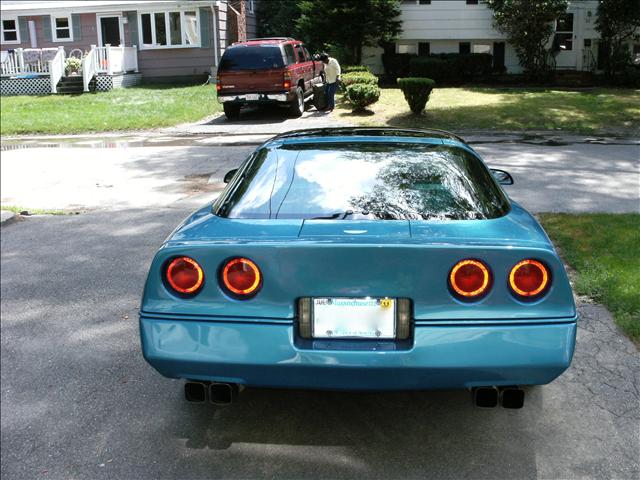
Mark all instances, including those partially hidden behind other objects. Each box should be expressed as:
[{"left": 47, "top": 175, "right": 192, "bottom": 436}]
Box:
[
  {"left": 473, "top": 44, "right": 491, "bottom": 54},
  {"left": 139, "top": 10, "right": 200, "bottom": 49},
  {"left": 397, "top": 43, "right": 417, "bottom": 54},
  {"left": 466, "top": 0, "right": 479, "bottom": 4},
  {"left": 248, "top": 0, "right": 255, "bottom": 14},
  {"left": 419, "top": 0, "right": 431, "bottom": 4},
  {"left": 1, "top": 18, "right": 20, "bottom": 44},
  {"left": 459, "top": 42, "right": 471, "bottom": 54},
  {"left": 52, "top": 15, "right": 73, "bottom": 42},
  {"left": 418, "top": 42, "right": 430, "bottom": 55}
]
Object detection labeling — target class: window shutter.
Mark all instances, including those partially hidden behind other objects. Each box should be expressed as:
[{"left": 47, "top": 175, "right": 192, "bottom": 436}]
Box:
[
  {"left": 199, "top": 7, "right": 210, "bottom": 48},
  {"left": 42, "top": 15, "right": 52, "bottom": 42},
  {"left": 126, "top": 12, "right": 138, "bottom": 46},
  {"left": 18, "top": 17, "right": 28, "bottom": 41},
  {"left": 72, "top": 14, "right": 81, "bottom": 41}
]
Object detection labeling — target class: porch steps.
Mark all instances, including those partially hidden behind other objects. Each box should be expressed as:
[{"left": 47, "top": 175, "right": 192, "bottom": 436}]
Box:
[{"left": 56, "top": 76, "right": 96, "bottom": 94}]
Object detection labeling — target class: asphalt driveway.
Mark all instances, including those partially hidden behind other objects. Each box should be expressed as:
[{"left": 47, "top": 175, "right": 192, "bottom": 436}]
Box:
[{"left": 1, "top": 209, "right": 639, "bottom": 479}]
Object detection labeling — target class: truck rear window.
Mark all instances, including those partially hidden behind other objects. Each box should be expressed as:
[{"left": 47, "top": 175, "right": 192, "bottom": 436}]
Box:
[{"left": 219, "top": 45, "right": 285, "bottom": 71}]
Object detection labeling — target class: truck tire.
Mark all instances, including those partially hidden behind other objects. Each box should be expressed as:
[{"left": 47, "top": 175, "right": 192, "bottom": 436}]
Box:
[
  {"left": 223, "top": 103, "right": 241, "bottom": 121},
  {"left": 289, "top": 87, "right": 304, "bottom": 118}
]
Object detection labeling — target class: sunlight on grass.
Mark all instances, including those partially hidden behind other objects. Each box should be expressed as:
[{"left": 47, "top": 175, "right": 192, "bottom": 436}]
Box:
[
  {"left": 540, "top": 213, "right": 640, "bottom": 343},
  {"left": 0, "top": 83, "right": 222, "bottom": 135},
  {"left": 337, "top": 87, "right": 640, "bottom": 134}
]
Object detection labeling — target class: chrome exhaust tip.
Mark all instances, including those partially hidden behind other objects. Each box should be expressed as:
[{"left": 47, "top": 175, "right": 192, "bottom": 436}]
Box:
[
  {"left": 472, "top": 386, "right": 499, "bottom": 408},
  {"left": 210, "top": 382, "right": 238, "bottom": 405},
  {"left": 184, "top": 381, "right": 208, "bottom": 403},
  {"left": 500, "top": 387, "right": 525, "bottom": 409}
]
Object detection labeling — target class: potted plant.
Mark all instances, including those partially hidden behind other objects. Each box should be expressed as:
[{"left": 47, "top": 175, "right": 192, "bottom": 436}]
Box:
[{"left": 65, "top": 57, "right": 82, "bottom": 76}]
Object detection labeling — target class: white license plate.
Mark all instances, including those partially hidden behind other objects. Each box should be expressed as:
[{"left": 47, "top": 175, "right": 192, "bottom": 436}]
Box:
[
  {"left": 312, "top": 297, "right": 396, "bottom": 339},
  {"left": 246, "top": 94, "right": 260, "bottom": 101}
]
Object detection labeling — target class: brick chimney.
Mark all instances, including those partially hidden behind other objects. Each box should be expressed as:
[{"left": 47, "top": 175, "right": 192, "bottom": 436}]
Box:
[{"left": 237, "top": 0, "right": 247, "bottom": 42}]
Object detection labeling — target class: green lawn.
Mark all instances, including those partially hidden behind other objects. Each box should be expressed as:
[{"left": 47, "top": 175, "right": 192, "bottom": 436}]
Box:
[
  {"left": 0, "top": 83, "right": 222, "bottom": 135},
  {"left": 336, "top": 87, "right": 640, "bottom": 135},
  {"left": 540, "top": 213, "right": 640, "bottom": 343}
]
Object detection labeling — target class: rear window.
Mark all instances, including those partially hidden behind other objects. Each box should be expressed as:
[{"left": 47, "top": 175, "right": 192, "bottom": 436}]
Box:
[
  {"left": 217, "top": 143, "right": 510, "bottom": 220},
  {"left": 219, "top": 45, "right": 285, "bottom": 71}
]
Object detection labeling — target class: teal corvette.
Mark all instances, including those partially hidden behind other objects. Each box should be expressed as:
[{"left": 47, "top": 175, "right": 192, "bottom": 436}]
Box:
[{"left": 139, "top": 128, "right": 577, "bottom": 408}]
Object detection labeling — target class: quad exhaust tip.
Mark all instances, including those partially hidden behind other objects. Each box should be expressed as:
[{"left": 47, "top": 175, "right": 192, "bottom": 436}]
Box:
[
  {"left": 473, "top": 386, "right": 524, "bottom": 409},
  {"left": 184, "top": 381, "right": 239, "bottom": 405}
]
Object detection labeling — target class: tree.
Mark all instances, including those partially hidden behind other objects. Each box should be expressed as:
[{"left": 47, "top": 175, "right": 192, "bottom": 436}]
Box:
[
  {"left": 256, "top": 0, "right": 302, "bottom": 38},
  {"left": 296, "top": 0, "right": 402, "bottom": 64},
  {"left": 486, "top": 0, "right": 569, "bottom": 80},
  {"left": 595, "top": 0, "right": 640, "bottom": 78}
]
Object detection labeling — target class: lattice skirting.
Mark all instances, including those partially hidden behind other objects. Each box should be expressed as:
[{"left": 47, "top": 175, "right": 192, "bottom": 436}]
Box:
[
  {"left": 96, "top": 73, "right": 142, "bottom": 91},
  {"left": 1, "top": 77, "right": 51, "bottom": 96}
]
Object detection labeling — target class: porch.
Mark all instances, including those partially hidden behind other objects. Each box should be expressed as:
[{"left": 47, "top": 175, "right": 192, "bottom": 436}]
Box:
[{"left": 0, "top": 45, "right": 140, "bottom": 96}]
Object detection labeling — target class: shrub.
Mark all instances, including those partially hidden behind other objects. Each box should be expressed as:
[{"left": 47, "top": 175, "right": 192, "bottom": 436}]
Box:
[
  {"left": 344, "top": 83, "right": 381, "bottom": 111},
  {"left": 409, "top": 53, "right": 493, "bottom": 82},
  {"left": 343, "top": 65, "right": 370, "bottom": 74},
  {"left": 397, "top": 77, "right": 436, "bottom": 114},
  {"left": 381, "top": 53, "right": 415, "bottom": 78},
  {"left": 341, "top": 71, "right": 379, "bottom": 86}
]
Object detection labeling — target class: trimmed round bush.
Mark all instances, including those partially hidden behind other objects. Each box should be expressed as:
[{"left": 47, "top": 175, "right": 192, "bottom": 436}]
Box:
[
  {"left": 345, "top": 83, "right": 381, "bottom": 111},
  {"left": 397, "top": 77, "right": 436, "bottom": 114},
  {"left": 343, "top": 65, "right": 371, "bottom": 74},
  {"left": 341, "top": 71, "right": 379, "bottom": 86}
]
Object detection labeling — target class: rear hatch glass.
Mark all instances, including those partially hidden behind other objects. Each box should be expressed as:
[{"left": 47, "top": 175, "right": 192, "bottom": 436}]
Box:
[
  {"left": 219, "top": 45, "right": 285, "bottom": 71},
  {"left": 217, "top": 142, "right": 510, "bottom": 220}
]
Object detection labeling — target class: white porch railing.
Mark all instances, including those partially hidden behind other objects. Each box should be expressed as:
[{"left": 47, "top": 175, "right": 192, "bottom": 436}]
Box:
[
  {"left": 1, "top": 48, "right": 59, "bottom": 76},
  {"left": 82, "top": 45, "right": 97, "bottom": 92},
  {"left": 49, "top": 47, "right": 65, "bottom": 94},
  {"left": 95, "top": 45, "right": 139, "bottom": 75}
]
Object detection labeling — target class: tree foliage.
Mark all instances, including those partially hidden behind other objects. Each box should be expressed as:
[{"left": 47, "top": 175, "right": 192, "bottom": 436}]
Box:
[
  {"left": 486, "top": 0, "right": 568, "bottom": 79},
  {"left": 256, "top": 0, "right": 302, "bottom": 38},
  {"left": 296, "top": 0, "right": 402, "bottom": 64},
  {"left": 595, "top": 0, "right": 640, "bottom": 78}
]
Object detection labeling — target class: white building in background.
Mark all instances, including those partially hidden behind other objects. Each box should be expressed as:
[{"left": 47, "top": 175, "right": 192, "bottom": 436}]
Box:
[{"left": 363, "top": 0, "right": 638, "bottom": 75}]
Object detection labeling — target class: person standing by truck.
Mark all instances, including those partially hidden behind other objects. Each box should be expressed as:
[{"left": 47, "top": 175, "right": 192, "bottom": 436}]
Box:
[{"left": 320, "top": 53, "right": 341, "bottom": 113}]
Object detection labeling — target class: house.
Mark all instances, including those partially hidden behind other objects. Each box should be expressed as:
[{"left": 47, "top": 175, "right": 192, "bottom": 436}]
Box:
[
  {"left": 0, "top": 0, "right": 256, "bottom": 95},
  {"left": 363, "top": 0, "right": 640, "bottom": 75}
]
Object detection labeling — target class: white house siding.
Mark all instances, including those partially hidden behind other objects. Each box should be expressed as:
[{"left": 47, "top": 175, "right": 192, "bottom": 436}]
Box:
[{"left": 363, "top": 0, "right": 606, "bottom": 75}]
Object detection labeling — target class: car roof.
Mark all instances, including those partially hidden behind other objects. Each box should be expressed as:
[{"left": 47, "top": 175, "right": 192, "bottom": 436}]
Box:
[{"left": 267, "top": 128, "right": 467, "bottom": 145}]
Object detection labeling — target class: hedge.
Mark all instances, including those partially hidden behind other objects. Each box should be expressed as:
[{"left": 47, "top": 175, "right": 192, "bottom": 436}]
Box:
[
  {"left": 382, "top": 53, "right": 414, "bottom": 78},
  {"left": 343, "top": 65, "right": 371, "bottom": 74},
  {"left": 409, "top": 53, "right": 493, "bottom": 82},
  {"left": 341, "top": 71, "right": 379, "bottom": 86},
  {"left": 397, "top": 77, "right": 436, "bottom": 114},
  {"left": 344, "top": 83, "right": 381, "bottom": 111}
]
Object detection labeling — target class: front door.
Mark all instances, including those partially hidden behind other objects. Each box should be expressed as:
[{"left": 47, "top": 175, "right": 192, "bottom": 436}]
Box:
[
  {"left": 554, "top": 13, "right": 576, "bottom": 69},
  {"left": 99, "top": 16, "right": 122, "bottom": 46}
]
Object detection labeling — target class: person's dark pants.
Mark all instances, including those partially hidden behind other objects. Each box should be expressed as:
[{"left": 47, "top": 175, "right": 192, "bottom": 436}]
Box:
[{"left": 325, "top": 81, "right": 338, "bottom": 110}]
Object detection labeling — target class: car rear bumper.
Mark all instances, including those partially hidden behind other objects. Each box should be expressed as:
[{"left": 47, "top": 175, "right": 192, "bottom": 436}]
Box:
[
  {"left": 140, "top": 314, "right": 577, "bottom": 390},
  {"left": 218, "top": 92, "right": 292, "bottom": 104}
]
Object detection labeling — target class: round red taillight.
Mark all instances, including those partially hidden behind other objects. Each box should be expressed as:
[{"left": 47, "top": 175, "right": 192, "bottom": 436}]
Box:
[
  {"left": 166, "top": 257, "right": 204, "bottom": 294},
  {"left": 509, "top": 259, "right": 549, "bottom": 298},
  {"left": 221, "top": 257, "right": 261, "bottom": 297},
  {"left": 449, "top": 259, "right": 491, "bottom": 299}
]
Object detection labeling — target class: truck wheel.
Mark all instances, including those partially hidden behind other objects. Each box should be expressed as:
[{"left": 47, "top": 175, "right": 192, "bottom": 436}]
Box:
[
  {"left": 289, "top": 87, "right": 304, "bottom": 118},
  {"left": 223, "top": 103, "right": 241, "bottom": 121}
]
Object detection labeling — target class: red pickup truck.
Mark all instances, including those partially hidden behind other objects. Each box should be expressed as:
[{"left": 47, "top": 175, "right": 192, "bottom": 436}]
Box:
[{"left": 216, "top": 37, "right": 325, "bottom": 120}]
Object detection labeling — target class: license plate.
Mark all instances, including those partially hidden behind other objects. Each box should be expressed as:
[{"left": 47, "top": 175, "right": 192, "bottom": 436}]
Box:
[
  {"left": 312, "top": 297, "right": 396, "bottom": 339},
  {"left": 246, "top": 94, "right": 259, "bottom": 101}
]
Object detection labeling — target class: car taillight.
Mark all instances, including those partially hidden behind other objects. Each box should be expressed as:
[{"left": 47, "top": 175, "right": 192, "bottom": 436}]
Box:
[
  {"left": 220, "top": 257, "right": 262, "bottom": 297},
  {"left": 166, "top": 257, "right": 204, "bottom": 295},
  {"left": 283, "top": 71, "right": 291, "bottom": 89},
  {"left": 509, "top": 259, "right": 550, "bottom": 298},
  {"left": 449, "top": 259, "right": 491, "bottom": 300},
  {"left": 216, "top": 75, "right": 221, "bottom": 92}
]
